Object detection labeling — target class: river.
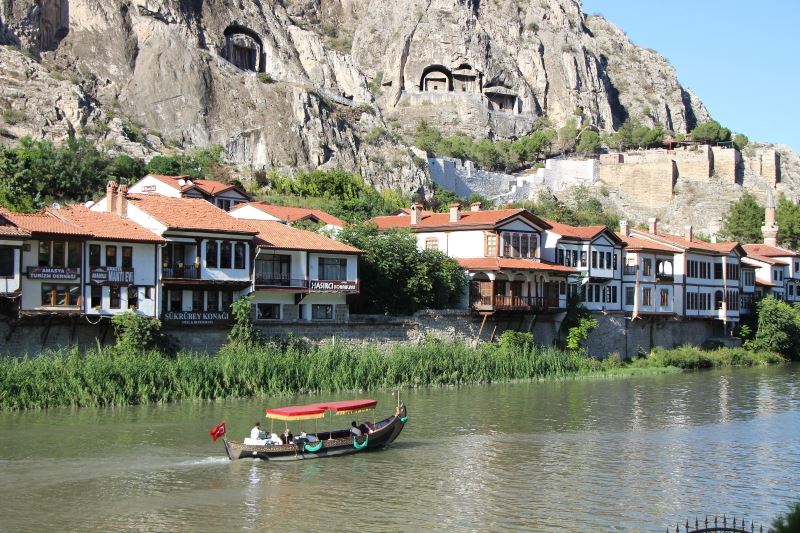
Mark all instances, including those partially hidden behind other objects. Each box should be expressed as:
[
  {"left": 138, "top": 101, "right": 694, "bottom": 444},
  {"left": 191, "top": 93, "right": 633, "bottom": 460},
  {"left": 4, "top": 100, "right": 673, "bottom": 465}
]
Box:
[{"left": 1, "top": 364, "right": 799, "bottom": 532}]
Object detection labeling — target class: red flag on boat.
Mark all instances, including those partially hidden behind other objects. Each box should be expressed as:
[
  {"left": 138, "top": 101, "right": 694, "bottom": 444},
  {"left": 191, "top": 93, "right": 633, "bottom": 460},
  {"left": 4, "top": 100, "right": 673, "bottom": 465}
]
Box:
[{"left": 209, "top": 422, "right": 226, "bottom": 441}]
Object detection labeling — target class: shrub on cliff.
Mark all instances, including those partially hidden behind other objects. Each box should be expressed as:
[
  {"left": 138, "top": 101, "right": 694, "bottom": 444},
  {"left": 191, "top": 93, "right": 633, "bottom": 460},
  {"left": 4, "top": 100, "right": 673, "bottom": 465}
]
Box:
[{"left": 691, "top": 120, "right": 731, "bottom": 144}]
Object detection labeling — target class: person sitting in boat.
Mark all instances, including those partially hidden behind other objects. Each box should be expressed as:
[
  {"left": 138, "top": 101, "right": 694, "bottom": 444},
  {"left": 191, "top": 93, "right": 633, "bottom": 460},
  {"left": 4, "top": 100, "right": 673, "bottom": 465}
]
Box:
[
  {"left": 350, "top": 421, "right": 362, "bottom": 437},
  {"left": 299, "top": 431, "right": 319, "bottom": 444},
  {"left": 282, "top": 428, "right": 294, "bottom": 444},
  {"left": 250, "top": 421, "right": 265, "bottom": 440},
  {"left": 268, "top": 433, "right": 283, "bottom": 445}
]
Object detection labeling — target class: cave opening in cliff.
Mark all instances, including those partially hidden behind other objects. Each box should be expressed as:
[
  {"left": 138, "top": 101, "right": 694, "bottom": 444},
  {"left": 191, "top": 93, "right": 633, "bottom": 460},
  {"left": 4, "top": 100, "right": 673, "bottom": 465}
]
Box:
[
  {"left": 223, "top": 25, "right": 265, "bottom": 73},
  {"left": 38, "top": 0, "right": 70, "bottom": 52},
  {"left": 452, "top": 64, "right": 479, "bottom": 93},
  {"left": 420, "top": 65, "right": 453, "bottom": 92}
]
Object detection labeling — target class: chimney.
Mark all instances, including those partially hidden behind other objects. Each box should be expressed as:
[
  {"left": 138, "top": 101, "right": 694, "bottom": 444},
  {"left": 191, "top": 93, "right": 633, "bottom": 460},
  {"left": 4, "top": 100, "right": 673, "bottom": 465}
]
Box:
[
  {"left": 648, "top": 217, "right": 658, "bottom": 235},
  {"left": 449, "top": 202, "right": 461, "bottom": 223},
  {"left": 685, "top": 225, "right": 693, "bottom": 242},
  {"left": 410, "top": 203, "right": 422, "bottom": 225},
  {"left": 619, "top": 220, "right": 629, "bottom": 237},
  {"left": 116, "top": 185, "right": 129, "bottom": 218},
  {"left": 106, "top": 181, "right": 118, "bottom": 213},
  {"left": 710, "top": 234, "right": 718, "bottom": 244},
  {"left": 470, "top": 202, "right": 481, "bottom": 212}
]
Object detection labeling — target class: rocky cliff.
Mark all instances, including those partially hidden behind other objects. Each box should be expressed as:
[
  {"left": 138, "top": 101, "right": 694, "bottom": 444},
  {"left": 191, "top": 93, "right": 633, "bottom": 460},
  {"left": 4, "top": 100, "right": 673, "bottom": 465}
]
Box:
[{"left": 0, "top": 0, "right": 769, "bottom": 200}]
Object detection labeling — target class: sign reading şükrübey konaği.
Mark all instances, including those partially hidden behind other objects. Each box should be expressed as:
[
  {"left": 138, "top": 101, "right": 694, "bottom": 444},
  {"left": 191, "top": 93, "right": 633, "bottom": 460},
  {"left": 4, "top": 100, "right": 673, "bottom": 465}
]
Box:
[{"left": 161, "top": 311, "right": 231, "bottom": 326}]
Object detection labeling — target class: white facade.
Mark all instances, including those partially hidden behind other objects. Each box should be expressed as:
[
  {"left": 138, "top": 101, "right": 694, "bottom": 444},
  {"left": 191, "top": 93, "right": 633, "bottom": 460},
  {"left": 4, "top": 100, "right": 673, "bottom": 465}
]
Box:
[{"left": 83, "top": 240, "right": 159, "bottom": 317}]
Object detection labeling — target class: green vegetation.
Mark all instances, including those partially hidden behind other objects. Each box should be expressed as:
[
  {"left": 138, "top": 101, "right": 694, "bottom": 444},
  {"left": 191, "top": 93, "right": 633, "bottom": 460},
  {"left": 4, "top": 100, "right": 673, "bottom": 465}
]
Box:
[
  {"left": 111, "top": 313, "right": 176, "bottom": 355},
  {"left": 772, "top": 501, "right": 800, "bottom": 533},
  {"left": 255, "top": 168, "right": 407, "bottom": 223},
  {"left": 1, "top": 108, "right": 25, "bottom": 125},
  {"left": 427, "top": 183, "right": 493, "bottom": 212},
  {"left": 575, "top": 129, "right": 601, "bottom": 155},
  {"left": 228, "top": 294, "right": 262, "bottom": 346},
  {"left": 603, "top": 117, "right": 664, "bottom": 150},
  {"left": 511, "top": 187, "right": 620, "bottom": 229},
  {"left": 338, "top": 224, "right": 467, "bottom": 314},
  {"left": 733, "top": 133, "right": 749, "bottom": 150},
  {"left": 0, "top": 136, "right": 146, "bottom": 212},
  {"left": 745, "top": 296, "right": 800, "bottom": 359},
  {"left": 634, "top": 345, "right": 784, "bottom": 369},
  {"left": 720, "top": 192, "right": 764, "bottom": 243},
  {"left": 691, "top": 119, "right": 731, "bottom": 144},
  {"left": 413, "top": 120, "right": 556, "bottom": 172},
  {"left": 0, "top": 340, "right": 783, "bottom": 411},
  {"left": 144, "top": 145, "right": 226, "bottom": 179},
  {"left": 721, "top": 191, "right": 800, "bottom": 247}
]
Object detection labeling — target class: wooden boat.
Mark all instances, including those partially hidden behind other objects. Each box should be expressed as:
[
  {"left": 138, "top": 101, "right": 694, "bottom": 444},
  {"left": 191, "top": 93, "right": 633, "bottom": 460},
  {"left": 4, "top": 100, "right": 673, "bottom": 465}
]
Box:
[{"left": 223, "top": 398, "right": 407, "bottom": 461}]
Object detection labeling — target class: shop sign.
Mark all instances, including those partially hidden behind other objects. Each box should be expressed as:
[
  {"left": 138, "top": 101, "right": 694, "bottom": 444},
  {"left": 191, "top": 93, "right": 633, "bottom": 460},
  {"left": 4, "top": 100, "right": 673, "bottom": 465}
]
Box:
[
  {"left": 162, "top": 311, "right": 231, "bottom": 326},
  {"left": 309, "top": 280, "right": 358, "bottom": 292},
  {"left": 90, "top": 267, "right": 135, "bottom": 286},
  {"left": 27, "top": 267, "right": 79, "bottom": 280},
  {"left": 140, "top": 185, "right": 157, "bottom": 193}
]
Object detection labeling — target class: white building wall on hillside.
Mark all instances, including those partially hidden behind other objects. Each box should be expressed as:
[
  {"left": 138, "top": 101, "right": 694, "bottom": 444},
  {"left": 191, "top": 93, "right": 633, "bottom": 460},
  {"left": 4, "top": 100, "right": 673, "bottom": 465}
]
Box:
[
  {"left": 425, "top": 230, "right": 486, "bottom": 259},
  {"left": 308, "top": 253, "right": 358, "bottom": 281},
  {"left": 229, "top": 205, "right": 283, "bottom": 222},
  {"left": 83, "top": 241, "right": 158, "bottom": 317},
  {"left": 200, "top": 239, "right": 251, "bottom": 282}
]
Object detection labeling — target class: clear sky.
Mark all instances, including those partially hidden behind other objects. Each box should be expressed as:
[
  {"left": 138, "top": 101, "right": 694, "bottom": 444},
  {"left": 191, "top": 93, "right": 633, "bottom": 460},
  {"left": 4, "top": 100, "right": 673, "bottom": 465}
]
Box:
[{"left": 580, "top": 1, "right": 800, "bottom": 153}]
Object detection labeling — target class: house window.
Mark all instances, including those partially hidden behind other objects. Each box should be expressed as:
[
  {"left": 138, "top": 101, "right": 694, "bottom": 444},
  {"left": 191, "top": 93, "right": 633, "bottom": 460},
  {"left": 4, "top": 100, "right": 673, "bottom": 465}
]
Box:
[
  {"left": 192, "top": 290, "right": 204, "bottom": 311},
  {"left": 625, "top": 286, "right": 635, "bottom": 306},
  {"left": 90, "top": 285, "right": 102, "bottom": 309},
  {"left": 486, "top": 234, "right": 497, "bottom": 257},
  {"left": 122, "top": 247, "right": 133, "bottom": 269},
  {"left": 128, "top": 286, "right": 138, "bottom": 309},
  {"left": 41, "top": 284, "right": 80, "bottom": 306},
  {"left": 170, "top": 290, "right": 182, "bottom": 312},
  {"left": 221, "top": 291, "right": 234, "bottom": 313},
  {"left": 106, "top": 246, "right": 117, "bottom": 268},
  {"left": 521, "top": 235, "right": 530, "bottom": 258},
  {"left": 256, "top": 255, "right": 291, "bottom": 284},
  {"left": 206, "top": 241, "right": 218, "bottom": 268},
  {"left": 257, "top": 303, "right": 281, "bottom": 320},
  {"left": 110, "top": 286, "right": 121, "bottom": 309},
  {"left": 503, "top": 236, "right": 512, "bottom": 257},
  {"left": 714, "top": 263, "right": 723, "bottom": 279},
  {"left": 558, "top": 249, "right": 565, "bottom": 266},
  {"left": 216, "top": 199, "right": 232, "bottom": 211},
  {"left": 89, "top": 245, "right": 101, "bottom": 268},
  {"left": 642, "top": 288, "right": 652, "bottom": 307},
  {"left": 319, "top": 257, "right": 347, "bottom": 281},
  {"left": 605, "top": 252, "right": 611, "bottom": 268},
  {"left": 220, "top": 242, "right": 232, "bottom": 269},
  {"left": 613, "top": 253, "right": 618, "bottom": 271},
  {"left": 642, "top": 258, "right": 652, "bottom": 277},
  {"left": 591, "top": 251, "right": 597, "bottom": 268},
  {"left": 207, "top": 290, "right": 219, "bottom": 311},
  {"left": 38, "top": 240, "right": 80, "bottom": 268},
  {"left": 425, "top": 238, "right": 439, "bottom": 251},
  {"left": 0, "top": 247, "right": 13, "bottom": 277},
  {"left": 660, "top": 289, "right": 670, "bottom": 307},
  {"left": 715, "top": 290, "right": 724, "bottom": 310},
  {"left": 144, "top": 287, "right": 152, "bottom": 300},
  {"left": 234, "top": 242, "right": 246, "bottom": 270},
  {"left": 312, "top": 304, "right": 333, "bottom": 320},
  {"left": 580, "top": 251, "right": 587, "bottom": 268}
]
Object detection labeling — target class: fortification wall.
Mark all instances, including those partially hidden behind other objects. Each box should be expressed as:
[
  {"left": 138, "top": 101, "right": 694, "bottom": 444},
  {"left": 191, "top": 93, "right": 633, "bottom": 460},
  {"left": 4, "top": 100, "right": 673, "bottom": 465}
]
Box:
[
  {"left": 599, "top": 159, "right": 676, "bottom": 209},
  {"left": 671, "top": 145, "right": 713, "bottom": 180},
  {"left": 745, "top": 147, "right": 780, "bottom": 185},
  {"left": 710, "top": 146, "right": 741, "bottom": 183}
]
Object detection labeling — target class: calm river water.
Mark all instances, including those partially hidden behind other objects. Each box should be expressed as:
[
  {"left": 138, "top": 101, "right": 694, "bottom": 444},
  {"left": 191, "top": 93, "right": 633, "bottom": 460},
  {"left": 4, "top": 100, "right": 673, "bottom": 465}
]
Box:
[{"left": 1, "top": 365, "right": 799, "bottom": 532}]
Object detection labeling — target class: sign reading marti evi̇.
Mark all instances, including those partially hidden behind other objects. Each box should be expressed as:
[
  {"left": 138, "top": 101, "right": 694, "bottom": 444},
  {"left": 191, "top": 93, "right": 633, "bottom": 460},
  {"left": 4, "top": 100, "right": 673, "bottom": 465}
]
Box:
[{"left": 90, "top": 267, "right": 135, "bottom": 286}]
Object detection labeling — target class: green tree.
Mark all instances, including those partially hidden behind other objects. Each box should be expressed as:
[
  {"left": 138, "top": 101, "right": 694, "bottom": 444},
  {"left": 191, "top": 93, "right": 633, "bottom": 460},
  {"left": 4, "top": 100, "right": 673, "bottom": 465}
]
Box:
[
  {"left": 228, "top": 294, "right": 262, "bottom": 346},
  {"left": 691, "top": 119, "right": 731, "bottom": 144},
  {"left": 575, "top": 129, "right": 601, "bottom": 155},
  {"left": 720, "top": 192, "right": 764, "bottom": 243},
  {"left": 111, "top": 312, "right": 175, "bottom": 355},
  {"left": 746, "top": 296, "right": 800, "bottom": 359},
  {"left": 733, "top": 133, "right": 749, "bottom": 150},
  {"left": 338, "top": 224, "right": 466, "bottom": 314},
  {"left": 144, "top": 145, "right": 225, "bottom": 179},
  {"left": 776, "top": 194, "right": 800, "bottom": 249},
  {"left": 558, "top": 118, "right": 578, "bottom": 153},
  {"left": 772, "top": 501, "right": 800, "bottom": 533}
]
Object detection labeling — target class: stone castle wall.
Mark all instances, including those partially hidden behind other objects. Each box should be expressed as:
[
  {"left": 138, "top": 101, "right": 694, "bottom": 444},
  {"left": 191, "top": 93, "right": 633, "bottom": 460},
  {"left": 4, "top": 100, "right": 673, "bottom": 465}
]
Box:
[
  {"left": 599, "top": 159, "right": 676, "bottom": 210},
  {"left": 710, "top": 146, "right": 740, "bottom": 183}
]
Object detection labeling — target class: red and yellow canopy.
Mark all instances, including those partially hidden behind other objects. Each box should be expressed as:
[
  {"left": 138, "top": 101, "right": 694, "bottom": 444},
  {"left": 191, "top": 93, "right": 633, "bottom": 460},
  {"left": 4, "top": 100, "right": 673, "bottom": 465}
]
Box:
[{"left": 266, "top": 399, "right": 378, "bottom": 421}]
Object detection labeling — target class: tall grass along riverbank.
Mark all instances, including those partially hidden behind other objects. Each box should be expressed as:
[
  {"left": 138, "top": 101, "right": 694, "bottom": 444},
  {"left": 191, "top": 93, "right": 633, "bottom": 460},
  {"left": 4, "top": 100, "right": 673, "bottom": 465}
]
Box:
[{"left": 0, "top": 341, "right": 784, "bottom": 411}]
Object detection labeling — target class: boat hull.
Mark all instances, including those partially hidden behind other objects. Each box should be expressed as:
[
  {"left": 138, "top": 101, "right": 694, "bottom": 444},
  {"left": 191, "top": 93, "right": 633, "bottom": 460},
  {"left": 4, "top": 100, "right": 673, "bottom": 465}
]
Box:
[{"left": 224, "top": 402, "right": 407, "bottom": 461}]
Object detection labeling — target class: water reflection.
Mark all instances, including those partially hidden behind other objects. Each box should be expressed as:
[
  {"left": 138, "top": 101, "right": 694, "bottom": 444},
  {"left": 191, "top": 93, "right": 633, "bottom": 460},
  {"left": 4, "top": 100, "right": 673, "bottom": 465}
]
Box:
[{"left": 0, "top": 365, "right": 798, "bottom": 531}]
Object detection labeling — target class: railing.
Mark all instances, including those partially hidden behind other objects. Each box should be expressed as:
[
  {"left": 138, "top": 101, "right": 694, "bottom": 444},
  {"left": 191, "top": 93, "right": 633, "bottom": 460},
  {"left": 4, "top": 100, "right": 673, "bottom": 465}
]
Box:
[
  {"left": 623, "top": 265, "right": 638, "bottom": 275},
  {"left": 471, "top": 295, "right": 561, "bottom": 312},
  {"left": 656, "top": 273, "right": 674, "bottom": 282},
  {"left": 162, "top": 265, "right": 200, "bottom": 279},
  {"left": 254, "top": 275, "right": 309, "bottom": 288}
]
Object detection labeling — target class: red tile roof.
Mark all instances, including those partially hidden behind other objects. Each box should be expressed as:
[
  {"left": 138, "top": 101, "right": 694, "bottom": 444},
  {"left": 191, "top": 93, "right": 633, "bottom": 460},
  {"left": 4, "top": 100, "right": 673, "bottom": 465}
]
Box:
[
  {"left": 0, "top": 209, "right": 31, "bottom": 238},
  {"left": 248, "top": 220, "right": 361, "bottom": 254},
  {"left": 742, "top": 253, "right": 789, "bottom": 266},
  {"left": 57, "top": 206, "right": 164, "bottom": 244},
  {"left": 457, "top": 257, "right": 576, "bottom": 274},
  {"left": 4, "top": 211, "right": 90, "bottom": 237},
  {"left": 373, "top": 208, "right": 551, "bottom": 231},
  {"left": 615, "top": 233, "right": 680, "bottom": 253},
  {"left": 127, "top": 194, "right": 257, "bottom": 234},
  {"left": 143, "top": 175, "right": 247, "bottom": 198},
  {"left": 543, "top": 218, "right": 615, "bottom": 241},
  {"left": 742, "top": 244, "right": 798, "bottom": 258},
  {"left": 232, "top": 202, "right": 346, "bottom": 227},
  {"left": 629, "top": 230, "right": 741, "bottom": 255}
]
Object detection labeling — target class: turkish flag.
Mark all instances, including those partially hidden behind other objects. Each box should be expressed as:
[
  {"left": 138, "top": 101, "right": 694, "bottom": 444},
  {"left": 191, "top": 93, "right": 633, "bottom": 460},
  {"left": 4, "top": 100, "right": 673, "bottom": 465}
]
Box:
[{"left": 210, "top": 422, "right": 226, "bottom": 441}]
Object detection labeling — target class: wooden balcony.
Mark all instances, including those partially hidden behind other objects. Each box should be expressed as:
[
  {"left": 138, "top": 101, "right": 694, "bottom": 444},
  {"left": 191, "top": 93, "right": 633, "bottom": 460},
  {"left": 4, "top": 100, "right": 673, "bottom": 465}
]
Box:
[
  {"left": 470, "top": 294, "right": 561, "bottom": 313},
  {"left": 162, "top": 265, "right": 200, "bottom": 280},
  {"left": 254, "top": 275, "right": 309, "bottom": 289}
]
